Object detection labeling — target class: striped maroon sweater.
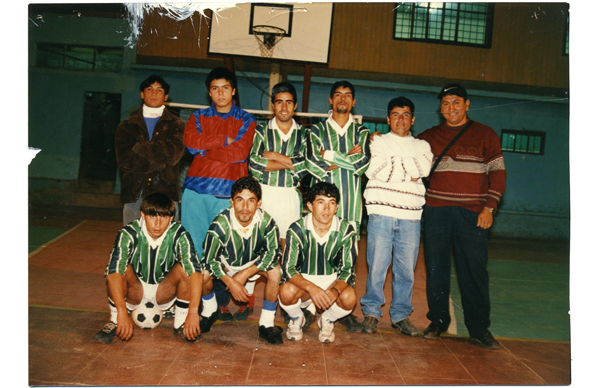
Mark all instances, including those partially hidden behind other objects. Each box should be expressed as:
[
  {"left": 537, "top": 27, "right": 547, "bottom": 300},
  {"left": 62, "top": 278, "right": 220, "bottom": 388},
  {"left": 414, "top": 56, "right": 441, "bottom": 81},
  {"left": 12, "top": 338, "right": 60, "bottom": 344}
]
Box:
[{"left": 416, "top": 120, "right": 506, "bottom": 214}]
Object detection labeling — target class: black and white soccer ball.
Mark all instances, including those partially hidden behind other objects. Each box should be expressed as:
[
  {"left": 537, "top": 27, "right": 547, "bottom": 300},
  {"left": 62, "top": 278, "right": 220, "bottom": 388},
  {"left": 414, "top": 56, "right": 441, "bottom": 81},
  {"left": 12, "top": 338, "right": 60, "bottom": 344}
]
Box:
[{"left": 132, "top": 302, "right": 163, "bottom": 329}]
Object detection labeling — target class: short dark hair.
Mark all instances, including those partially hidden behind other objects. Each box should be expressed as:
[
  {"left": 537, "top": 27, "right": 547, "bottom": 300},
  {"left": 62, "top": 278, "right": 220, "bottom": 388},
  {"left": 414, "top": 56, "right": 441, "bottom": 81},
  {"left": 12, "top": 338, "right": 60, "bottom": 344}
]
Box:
[
  {"left": 271, "top": 82, "right": 297, "bottom": 104},
  {"left": 306, "top": 182, "right": 340, "bottom": 204},
  {"left": 387, "top": 97, "right": 415, "bottom": 116},
  {"left": 205, "top": 67, "right": 237, "bottom": 91},
  {"left": 140, "top": 192, "right": 176, "bottom": 217},
  {"left": 330, "top": 80, "right": 355, "bottom": 99},
  {"left": 140, "top": 75, "right": 170, "bottom": 95},
  {"left": 231, "top": 176, "right": 262, "bottom": 201}
]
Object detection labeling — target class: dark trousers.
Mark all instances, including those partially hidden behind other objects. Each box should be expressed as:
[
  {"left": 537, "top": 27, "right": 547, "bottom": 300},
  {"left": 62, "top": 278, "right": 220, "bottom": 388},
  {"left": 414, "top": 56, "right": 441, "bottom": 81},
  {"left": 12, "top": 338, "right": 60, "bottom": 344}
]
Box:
[{"left": 422, "top": 206, "right": 491, "bottom": 338}]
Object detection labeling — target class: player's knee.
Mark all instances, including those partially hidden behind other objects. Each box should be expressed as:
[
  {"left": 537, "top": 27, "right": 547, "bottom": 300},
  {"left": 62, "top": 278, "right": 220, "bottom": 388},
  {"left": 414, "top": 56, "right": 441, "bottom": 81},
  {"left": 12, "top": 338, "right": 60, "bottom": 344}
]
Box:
[
  {"left": 338, "top": 287, "right": 357, "bottom": 309},
  {"left": 278, "top": 282, "right": 299, "bottom": 305}
]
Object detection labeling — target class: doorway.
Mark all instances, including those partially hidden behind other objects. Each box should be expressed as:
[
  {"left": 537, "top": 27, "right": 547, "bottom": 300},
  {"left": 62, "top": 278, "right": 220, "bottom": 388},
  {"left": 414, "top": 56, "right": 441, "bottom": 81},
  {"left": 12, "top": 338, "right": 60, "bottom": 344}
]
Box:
[{"left": 79, "top": 92, "right": 121, "bottom": 181}]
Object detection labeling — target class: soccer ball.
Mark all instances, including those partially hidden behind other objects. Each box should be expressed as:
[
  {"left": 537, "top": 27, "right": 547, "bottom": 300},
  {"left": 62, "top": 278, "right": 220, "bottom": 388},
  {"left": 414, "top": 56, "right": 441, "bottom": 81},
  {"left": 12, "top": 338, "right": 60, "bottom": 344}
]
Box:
[{"left": 132, "top": 302, "right": 163, "bottom": 329}]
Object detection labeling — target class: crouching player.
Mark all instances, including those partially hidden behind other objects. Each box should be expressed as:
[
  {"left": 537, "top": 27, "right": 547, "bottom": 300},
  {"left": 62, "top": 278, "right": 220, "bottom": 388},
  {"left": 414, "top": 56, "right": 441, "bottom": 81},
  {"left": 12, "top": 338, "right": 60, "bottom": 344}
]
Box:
[
  {"left": 94, "top": 192, "right": 203, "bottom": 344},
  {"left": 279, "top": 182, "right": 357, "bottom": 343},
  {"left": 199, "top": 177, "right": 284, "bottom": 344}
]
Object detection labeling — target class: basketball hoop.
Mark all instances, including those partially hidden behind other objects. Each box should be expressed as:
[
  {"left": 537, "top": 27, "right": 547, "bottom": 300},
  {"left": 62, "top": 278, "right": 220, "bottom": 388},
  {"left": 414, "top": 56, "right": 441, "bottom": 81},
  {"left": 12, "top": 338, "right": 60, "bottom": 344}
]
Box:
[{"left": 252, "top": 25, "right": 286, "bottom": 58}]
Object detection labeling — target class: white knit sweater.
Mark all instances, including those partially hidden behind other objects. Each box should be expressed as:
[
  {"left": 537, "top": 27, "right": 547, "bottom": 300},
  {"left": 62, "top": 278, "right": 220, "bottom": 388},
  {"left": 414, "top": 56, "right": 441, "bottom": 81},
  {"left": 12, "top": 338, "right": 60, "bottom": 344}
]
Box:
[{"left": 364, "top": 132, "right": 433, "bottom": 220}]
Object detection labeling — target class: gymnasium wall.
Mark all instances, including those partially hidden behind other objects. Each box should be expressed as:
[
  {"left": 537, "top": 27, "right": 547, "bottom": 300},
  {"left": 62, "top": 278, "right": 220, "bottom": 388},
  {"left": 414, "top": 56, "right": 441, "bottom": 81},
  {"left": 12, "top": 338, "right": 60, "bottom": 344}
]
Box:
[
  {"left": 136, "top": 3, "right": 569, "bottom": 91},
  {"left": 28, "top": 8, "right": 569, "bottom": 240}
]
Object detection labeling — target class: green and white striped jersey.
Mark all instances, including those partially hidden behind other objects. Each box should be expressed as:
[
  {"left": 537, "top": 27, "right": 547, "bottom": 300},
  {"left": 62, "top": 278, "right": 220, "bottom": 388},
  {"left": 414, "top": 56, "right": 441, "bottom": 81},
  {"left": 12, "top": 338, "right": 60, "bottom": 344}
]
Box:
[
  {"left": 249, "top": 118, "right": 308, "bottom": 188},
  {"left": 201, "top": 207, "right": 281, "bottom": 279},
  {"left": 105, "top": 220, "right": 202, "bottom": 284},
  {"left": 305, "top": 117, "right": 370, "bottom": 225},
  {"left": 281, "top": 213, "right": 357, "bottom": 286}
]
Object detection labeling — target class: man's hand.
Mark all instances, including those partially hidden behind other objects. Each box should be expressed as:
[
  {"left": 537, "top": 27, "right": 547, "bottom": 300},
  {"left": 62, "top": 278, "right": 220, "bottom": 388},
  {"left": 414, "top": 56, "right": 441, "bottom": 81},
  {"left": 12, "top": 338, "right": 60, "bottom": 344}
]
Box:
[
  {"left": 226, "top": 278, "right": 249, "bottom": 302},
  {"left": 115, "top": 310, "right": 134, "bottom": 341},
  {"left": 183, "top": 313, "right": 201, "bottom": 341},
  {"left": 263, "top": 151, "right": 280, "bottom": 161},
  {"left": 308, "top": 284, "right": 336, "bottom": 310},
  {"left": 370, "top": 131, "right": 383, "bottom": 142},
  {"left": 348, "top": 144, "right": 363, "bottom": 155},
  {"left": 477, "top": 208, "right": 494, "bottom": 229},
  {"left": 226, "top": 136, "right": 235, "bottom": 145}
]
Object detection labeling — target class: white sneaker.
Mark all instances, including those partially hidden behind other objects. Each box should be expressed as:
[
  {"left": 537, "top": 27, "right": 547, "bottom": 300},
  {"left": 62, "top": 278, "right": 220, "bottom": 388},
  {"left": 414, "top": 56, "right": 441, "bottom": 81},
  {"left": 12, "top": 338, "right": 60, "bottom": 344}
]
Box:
[
  {"left": 318, "top": 316, "right": 335, "bottom": 343},
  {"left": 286, "top": 314, "right": 305, "bottom": 341}
]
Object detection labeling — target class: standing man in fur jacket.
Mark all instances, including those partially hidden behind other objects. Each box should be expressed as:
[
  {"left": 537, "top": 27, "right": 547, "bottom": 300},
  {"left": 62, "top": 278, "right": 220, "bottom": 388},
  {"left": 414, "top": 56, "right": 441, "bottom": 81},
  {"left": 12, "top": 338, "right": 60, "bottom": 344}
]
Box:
[{"left": 115, "top": 75, "right": 186, "bottom": 226}]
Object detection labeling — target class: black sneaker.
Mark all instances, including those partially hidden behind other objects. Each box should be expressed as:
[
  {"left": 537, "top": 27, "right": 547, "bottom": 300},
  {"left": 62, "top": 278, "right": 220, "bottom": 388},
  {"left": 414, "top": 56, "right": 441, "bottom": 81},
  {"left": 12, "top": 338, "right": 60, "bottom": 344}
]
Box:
[
  {"left": 94, "top": 322, "right": 117, "bottom": 344},
  {"left": 468, "top": 330, "right": 500, "bottom": 349},
  {"left": 218, "top": 307, "right": 234, "bottom": 322},
  {"left": 173, "top": 325, "right": 202, "bottom": 342},
  {"left": 234, "top": 305, "right": 253, "bottom": 321},
  {"left": 423, "top": 323, "right": 444, "bottom": 339},
  {"left": 342, "top": 314, "right": 362, "bottom": 332},
  {"left": 302, "top": 309, "right": 316, "bottom": 330},
  {"left": 163, "top": 305, "right": 175, "bottom": 319},
  {"left": 391, "top": 318, "right": 418, "bottom": 337},
  {"left": 259, "top": 325, "right": 284, "bottom": 345},
  {"left": 200, "top": 311, "right": 219, "bottom": 333}
]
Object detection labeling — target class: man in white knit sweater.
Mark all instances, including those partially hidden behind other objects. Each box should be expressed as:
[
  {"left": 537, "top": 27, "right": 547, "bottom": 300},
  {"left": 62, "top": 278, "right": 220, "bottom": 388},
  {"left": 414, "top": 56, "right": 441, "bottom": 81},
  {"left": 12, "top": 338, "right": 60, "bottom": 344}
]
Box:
[{"left": 360, "top": 97, "right": 433, "bottom": 335}]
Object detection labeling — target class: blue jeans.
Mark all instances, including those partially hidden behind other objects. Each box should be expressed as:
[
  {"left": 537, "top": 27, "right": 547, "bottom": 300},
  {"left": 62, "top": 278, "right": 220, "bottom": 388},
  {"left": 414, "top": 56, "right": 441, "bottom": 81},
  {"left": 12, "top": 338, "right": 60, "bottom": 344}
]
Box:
[
  {"left": 361, "top": 214, "right": 421, "bottom": 323},
  {"left": 422, "top": 206, "right": 490, "bottom": 338}
]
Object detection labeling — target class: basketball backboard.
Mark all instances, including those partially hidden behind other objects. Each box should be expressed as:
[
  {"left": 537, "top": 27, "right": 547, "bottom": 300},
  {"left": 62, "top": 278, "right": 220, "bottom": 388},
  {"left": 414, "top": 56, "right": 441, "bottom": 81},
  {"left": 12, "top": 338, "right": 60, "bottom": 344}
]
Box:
[{"left": 207, "top": 3, "right": 334, "bottom": 63}]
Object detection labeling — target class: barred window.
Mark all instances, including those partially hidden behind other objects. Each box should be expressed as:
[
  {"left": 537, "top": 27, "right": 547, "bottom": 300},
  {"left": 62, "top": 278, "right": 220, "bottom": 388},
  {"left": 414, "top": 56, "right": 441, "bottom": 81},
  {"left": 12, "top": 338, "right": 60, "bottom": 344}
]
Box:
[
  {"left": 501, "top": 129, "right": 545, "bottom": 155},
  {"left": 394, "top": 2, "right": 494, "bottom": 48},
  {"left": 36, "top": 43, "right": 123, "bottom": 73}
]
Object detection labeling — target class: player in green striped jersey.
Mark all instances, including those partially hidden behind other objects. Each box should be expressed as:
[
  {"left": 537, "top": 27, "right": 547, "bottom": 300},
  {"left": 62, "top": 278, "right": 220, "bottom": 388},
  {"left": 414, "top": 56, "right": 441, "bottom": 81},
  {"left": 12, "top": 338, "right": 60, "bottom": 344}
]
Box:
[
  {"left": 249, "top": 82, "right": 308, "bottom": 249},
  {"left": 305, "top": 80, "right": 369, "bottom": 331},
  {"left": 305, "top": 81, "right": 370, "bottom": 232},
  {"left": 279, "top": 182, "right": 358, "bottom": 343},
  {"left": 199, "top": 177, "right": 284, "bottom": 344},
  {"left": 94, "top": 193, "right": 203, "bottom": 344}
]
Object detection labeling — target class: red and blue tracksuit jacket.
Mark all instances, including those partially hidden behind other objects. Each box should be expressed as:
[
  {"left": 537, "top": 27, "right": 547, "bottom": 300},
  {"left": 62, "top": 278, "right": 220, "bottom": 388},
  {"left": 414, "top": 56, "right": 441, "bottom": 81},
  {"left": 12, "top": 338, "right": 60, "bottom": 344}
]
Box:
[{"left": 183, "top": 102, "right": 256, "bottom": 198}]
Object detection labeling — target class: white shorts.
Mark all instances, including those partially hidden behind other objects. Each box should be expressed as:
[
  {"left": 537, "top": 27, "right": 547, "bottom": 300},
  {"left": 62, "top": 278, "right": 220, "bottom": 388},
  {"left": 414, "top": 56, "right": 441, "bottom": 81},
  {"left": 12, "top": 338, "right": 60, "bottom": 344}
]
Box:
[
  {"left": 224, "top": 261, "right": 261, "bottom": 282},
  {"left": 260, "top": 184, "right": 301, "bottom": 235},
  {"left": 126, "top": 280, "right": 175, "bottom": 311},
  {"left": 300, "top": 273, "right": 338, "bottom": 308}
]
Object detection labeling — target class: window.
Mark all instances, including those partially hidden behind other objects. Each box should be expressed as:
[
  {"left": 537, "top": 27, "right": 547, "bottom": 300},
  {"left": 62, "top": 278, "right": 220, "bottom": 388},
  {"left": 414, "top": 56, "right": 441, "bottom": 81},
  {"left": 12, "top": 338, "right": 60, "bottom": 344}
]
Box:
[
  {"left": 36, "top": 43, "right": 123, "bottom": 73},
  {"left": 362, "top": 119, "right": 390, "bottom": 135},
  {"left": 501, "top": 129, "right": 545, "bottom": 155},
  {"left": 394, "top": 2, "right": 494, "bottom": 48}
]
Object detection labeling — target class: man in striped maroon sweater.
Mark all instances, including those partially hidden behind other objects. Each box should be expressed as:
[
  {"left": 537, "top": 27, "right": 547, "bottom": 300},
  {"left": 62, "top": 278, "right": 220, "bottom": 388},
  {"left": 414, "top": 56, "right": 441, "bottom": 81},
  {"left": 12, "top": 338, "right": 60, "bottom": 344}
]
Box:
[{"left": 417, "top": 84, "right": 506, "bottom": 349}]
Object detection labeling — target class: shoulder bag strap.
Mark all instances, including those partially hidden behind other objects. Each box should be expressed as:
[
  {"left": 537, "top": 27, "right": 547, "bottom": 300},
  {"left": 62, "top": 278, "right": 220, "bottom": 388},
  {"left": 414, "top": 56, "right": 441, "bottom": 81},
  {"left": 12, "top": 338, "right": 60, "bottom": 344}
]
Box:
[{"left": 428, "top": 120, "right": 474, "bottom": 177}]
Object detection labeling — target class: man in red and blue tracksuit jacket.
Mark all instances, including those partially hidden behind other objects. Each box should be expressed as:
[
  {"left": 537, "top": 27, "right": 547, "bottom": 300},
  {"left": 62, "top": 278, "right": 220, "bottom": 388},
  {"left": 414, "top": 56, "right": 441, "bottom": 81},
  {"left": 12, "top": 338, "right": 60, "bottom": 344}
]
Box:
[{"left": 181, "top": 67, "right": 256, "bottom": 264}]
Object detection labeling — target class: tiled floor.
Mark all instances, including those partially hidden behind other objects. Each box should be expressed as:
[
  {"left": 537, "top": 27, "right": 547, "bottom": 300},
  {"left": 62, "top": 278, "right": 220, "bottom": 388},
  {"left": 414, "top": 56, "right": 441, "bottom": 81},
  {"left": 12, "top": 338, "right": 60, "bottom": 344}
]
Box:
[{"left": 28, "top": 204, "right": 571, "bottom": 386}]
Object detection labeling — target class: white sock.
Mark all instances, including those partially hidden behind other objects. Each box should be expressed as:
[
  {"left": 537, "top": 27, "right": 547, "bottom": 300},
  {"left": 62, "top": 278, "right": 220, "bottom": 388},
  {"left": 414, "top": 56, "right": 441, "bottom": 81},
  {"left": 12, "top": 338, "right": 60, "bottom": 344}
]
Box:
[
  {"left": 259, "top": 309, "right": 276, "bottom": 328},
  {"left": 279, "top": 298, "right": 302, "bottom": 320},
  {"left": 174, "top": 299, "right": 189, "bottom": 329},
  {"left": 108, "top": 298, "right": 118, "bottom": 324},
  {"left": 321, "top": 302, "right": 352, "bottom": 323},
  {"left": 245, "top": 280, "right": 256, "bottom": 294},
  {"left": 306, "top": 301, "right": 316, "bottom": 315},
  {"left": 201, "top": 292, "right": 218, "bottom": 318}
]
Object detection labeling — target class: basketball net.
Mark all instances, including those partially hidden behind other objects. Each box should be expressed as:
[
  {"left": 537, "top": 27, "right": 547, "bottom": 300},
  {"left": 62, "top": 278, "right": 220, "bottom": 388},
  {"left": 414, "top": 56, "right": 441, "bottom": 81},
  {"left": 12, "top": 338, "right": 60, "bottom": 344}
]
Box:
[{"left": 252, "top": 25, "right": 286, "bottom": 58}]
